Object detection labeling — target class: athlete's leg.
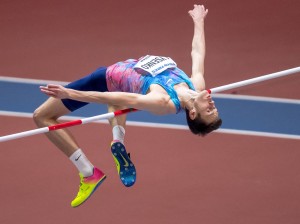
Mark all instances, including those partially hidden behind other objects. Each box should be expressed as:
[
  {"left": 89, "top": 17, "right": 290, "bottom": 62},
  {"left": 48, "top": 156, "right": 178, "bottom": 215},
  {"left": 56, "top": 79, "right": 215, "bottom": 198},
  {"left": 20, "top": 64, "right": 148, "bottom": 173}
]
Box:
[
  {"left": 34, "top": 95, "right": 106, "bottom": 208},
  {"left": 108, "top": 104, "right": 127, "bottom": 143},
  {"left": 108, "top": 104, "right": 136, "bottom": 187},
  {"left": 33, "top": 97, "right": 79, "bottom": 156},
  {"left": 33, "top": 67, "right": 108, "bottom": 207},
  {"left": 33, "top": 96, "right": 96, "bottom": 175}
]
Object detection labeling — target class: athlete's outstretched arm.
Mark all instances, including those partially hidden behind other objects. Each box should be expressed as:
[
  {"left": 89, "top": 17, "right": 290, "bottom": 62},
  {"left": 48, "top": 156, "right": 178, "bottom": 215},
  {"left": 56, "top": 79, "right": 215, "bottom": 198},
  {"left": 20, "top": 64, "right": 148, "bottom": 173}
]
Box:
[
  {"left": 40, "top": 84, "right": 176, "bottom": 115},
  {"left": 188, "top": 4, "right": 208, "bottom": 91}
]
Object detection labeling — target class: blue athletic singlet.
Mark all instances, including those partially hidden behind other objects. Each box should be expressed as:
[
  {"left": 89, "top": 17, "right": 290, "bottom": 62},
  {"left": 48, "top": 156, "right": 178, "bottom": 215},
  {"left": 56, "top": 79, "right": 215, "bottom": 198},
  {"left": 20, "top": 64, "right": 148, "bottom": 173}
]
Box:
[{"left": 106, "top": 59, "right": 195, "bottom": 113}]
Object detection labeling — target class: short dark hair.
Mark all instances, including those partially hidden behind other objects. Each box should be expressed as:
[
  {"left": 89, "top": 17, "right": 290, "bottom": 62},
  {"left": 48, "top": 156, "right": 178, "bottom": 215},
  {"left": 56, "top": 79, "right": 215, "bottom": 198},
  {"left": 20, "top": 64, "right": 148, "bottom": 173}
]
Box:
[{"left": 185, "top": 109, "right": 222, "bottom": 136}]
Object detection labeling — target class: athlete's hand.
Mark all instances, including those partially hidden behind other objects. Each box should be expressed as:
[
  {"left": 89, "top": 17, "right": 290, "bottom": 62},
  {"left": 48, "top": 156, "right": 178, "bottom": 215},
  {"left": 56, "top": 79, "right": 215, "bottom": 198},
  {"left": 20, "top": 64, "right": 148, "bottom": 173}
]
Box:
[
  {"left": 40, "top": 84, "right": 69, "bottom": 99},
  {"left": 188, "top": 5, "right": 208, "bottom": 22}
]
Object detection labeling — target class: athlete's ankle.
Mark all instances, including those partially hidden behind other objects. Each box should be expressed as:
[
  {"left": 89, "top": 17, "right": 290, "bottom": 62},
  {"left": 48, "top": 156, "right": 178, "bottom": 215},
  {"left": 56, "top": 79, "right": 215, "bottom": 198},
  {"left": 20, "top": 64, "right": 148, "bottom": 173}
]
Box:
[{"left": 112, "top": 125, "right": 125, "bottom": 143}]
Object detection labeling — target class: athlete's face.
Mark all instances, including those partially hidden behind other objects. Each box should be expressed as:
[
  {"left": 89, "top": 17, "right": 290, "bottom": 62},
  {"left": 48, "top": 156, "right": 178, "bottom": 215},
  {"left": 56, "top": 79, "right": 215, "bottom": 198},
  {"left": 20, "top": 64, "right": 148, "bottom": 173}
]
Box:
[{"left": 192, "top": 90, "right": 219, "bottom": 124}]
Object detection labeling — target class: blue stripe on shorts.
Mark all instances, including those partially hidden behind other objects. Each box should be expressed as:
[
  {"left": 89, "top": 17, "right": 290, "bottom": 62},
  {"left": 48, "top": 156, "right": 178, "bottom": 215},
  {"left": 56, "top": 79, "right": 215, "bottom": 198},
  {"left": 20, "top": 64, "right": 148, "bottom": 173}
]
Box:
[{"left": 61, "top": 67, "right": 108, "bottom": 112}]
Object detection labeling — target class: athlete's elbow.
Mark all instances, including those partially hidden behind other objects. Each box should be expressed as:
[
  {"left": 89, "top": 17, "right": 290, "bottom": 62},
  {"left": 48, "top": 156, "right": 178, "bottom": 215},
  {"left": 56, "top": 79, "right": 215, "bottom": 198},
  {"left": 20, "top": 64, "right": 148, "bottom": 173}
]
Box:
[
  {"left": 159, "top": 95, "right": 168, "bottom": 104},
  {"left": 157, "top": 96, "right": 174, "bottom": 114}
]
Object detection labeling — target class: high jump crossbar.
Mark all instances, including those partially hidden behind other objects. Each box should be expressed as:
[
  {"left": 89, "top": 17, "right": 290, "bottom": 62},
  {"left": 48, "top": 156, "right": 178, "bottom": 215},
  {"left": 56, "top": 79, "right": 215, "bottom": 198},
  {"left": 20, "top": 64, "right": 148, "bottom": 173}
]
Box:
[{"left": 0, "top": 66, "right": 299, "bottom": 142}]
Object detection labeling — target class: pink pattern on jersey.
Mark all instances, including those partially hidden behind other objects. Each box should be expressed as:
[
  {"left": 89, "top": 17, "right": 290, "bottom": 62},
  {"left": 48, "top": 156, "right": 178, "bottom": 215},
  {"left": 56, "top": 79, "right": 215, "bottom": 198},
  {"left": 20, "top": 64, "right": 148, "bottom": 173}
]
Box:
[{"left": 106, "top": 59, "right": 146, "bottom": 93}]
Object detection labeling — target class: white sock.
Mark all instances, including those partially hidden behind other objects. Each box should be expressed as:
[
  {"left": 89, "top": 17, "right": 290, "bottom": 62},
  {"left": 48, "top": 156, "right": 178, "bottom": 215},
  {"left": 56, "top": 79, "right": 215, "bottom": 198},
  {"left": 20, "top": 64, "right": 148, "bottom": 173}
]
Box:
[
  {"left": 112, "top": 125, "right": 125, "bottom": 143},
  {"left": 69, "top": 149, "right": 94, "bottom": 177}
]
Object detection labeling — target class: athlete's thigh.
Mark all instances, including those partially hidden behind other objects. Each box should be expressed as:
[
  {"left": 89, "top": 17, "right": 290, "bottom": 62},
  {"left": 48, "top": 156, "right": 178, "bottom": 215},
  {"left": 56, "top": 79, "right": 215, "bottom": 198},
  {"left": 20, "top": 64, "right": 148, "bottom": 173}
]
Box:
[{"left": 35, "top": 97, "right": 70, "bottom": 119}]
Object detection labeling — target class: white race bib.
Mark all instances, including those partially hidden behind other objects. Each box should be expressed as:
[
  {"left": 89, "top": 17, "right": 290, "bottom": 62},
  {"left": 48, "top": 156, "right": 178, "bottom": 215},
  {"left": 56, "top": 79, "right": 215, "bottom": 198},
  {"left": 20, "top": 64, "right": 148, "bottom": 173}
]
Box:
[{"left": 134, "top": 55, "right": 177, "bottom": 76}]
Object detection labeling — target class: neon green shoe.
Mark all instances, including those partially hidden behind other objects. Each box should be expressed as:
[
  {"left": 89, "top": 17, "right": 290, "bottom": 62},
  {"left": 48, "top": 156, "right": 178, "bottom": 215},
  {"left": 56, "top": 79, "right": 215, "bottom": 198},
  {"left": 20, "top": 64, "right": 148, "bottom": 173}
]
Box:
[{"left": 71, "top": 167, "right": 106, "bottom": 208}]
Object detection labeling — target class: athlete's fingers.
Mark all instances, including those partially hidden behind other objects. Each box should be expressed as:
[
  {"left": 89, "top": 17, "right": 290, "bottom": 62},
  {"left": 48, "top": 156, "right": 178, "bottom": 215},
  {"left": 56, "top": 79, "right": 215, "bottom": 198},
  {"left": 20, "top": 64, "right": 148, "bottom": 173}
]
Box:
[
  {"left": 46, "top": 84, "right": 62, "bottom": 90},
  {"left": 39, "top": 86, "right": 59, "bottom": 97},
  {"left": 40, "top": 86, "right": 54, "bottom": 94}
]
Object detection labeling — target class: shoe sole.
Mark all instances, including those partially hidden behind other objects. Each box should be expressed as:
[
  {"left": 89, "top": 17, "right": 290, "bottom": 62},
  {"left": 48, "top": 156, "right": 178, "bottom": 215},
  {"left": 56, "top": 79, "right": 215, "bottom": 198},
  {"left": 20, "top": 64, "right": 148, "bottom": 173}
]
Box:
[
  {"left": 71, "top": 175, "right": 106, "bottom": 208},
  {"left": 111, "top": 142, "right": 136, "bottom": 187}
]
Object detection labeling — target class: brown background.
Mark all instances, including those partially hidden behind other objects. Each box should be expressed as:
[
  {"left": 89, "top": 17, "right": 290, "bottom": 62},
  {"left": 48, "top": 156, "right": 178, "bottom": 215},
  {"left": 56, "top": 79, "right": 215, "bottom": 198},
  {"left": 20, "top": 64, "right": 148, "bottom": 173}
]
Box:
[{"left": 0, "top": 0, "right": 300, "bottom": 223}]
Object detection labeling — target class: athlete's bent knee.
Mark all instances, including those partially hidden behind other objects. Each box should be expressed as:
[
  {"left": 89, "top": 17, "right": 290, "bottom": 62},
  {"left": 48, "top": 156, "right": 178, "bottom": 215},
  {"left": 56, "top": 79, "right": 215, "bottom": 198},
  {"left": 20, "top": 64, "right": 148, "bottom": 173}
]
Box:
[
  {"left": 33, "top": 107, "right": 57, "bottom": 127},
  {"left": 33, "top": 108, "right": 44, "bottom": 127}
]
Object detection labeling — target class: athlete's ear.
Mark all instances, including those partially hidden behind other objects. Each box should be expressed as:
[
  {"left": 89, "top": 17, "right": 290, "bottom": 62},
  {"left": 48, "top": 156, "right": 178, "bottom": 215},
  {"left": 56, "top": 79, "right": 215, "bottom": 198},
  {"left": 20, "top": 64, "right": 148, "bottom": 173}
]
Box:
[{"left": 189, "top": 108, "right": 197, "bottom": 120}]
